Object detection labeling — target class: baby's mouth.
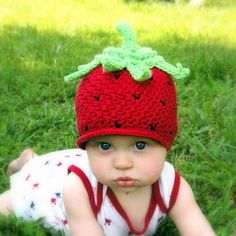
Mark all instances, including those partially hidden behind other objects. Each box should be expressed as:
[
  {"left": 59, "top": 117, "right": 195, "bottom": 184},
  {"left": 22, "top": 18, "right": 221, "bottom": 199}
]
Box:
[{"left": 115, "top": 177, "right": 136, "bottom": 187}]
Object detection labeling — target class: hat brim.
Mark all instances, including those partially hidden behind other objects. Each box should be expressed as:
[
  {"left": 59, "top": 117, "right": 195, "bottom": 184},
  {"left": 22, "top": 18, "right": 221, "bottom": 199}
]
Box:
[{"left": 76, "top": 128, "right": 172, "bottom": 151}]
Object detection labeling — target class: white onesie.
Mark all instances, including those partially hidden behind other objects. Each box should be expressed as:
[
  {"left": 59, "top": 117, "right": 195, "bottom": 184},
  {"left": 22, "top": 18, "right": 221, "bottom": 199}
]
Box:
[{"left": 10, "top": 149, "right": 180, "bottom": 236}]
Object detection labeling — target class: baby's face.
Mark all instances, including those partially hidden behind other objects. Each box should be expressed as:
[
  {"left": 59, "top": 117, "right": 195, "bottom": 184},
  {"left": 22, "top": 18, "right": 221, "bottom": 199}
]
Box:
[{"left": 86, "top": 135, "right": 166, "bottom": 195}]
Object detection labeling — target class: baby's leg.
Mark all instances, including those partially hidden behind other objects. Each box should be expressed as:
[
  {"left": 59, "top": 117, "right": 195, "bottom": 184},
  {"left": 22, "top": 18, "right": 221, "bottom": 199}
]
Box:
[
  {"left": 7, "top": 149, "right": 38, "bottom": 175},
  {"left": 0, "top": 149, "right": 37, "bottom": 215},
  {"left": 0, "top": 190, "right": 12, "bottom": 215},
  {"left": 0, "top": 150, "right": 36, "bottom": 215}
]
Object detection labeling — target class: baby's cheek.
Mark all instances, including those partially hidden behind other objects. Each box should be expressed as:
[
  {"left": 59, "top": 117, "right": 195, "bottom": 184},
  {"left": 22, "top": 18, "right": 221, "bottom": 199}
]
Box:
[
  {"left": 142, "top": 162, "right": 164, "bottom": 179},
  {"left": 90, "top": 162, "right": 109, "bottom": 181}
]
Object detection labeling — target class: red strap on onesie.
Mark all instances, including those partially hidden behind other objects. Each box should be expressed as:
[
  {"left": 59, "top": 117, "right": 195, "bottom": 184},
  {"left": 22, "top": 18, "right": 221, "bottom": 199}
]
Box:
[
  {"left": 154, "top": 171, "right": 181, "bottom": 213},
  {"left": 68, "top": 165, "right": 103, "bottom": 217}
]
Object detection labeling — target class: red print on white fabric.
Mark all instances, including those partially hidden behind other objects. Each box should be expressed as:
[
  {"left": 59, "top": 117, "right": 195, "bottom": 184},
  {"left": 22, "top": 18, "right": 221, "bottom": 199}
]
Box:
[
  {"left": 104, "top": 218, "right": 112, "bottom": 226},
  {"left": 51, "top": 198, "right": 57, "bottom": 205},
  {"left": 25, "top": 174, "right": 31, "bottom": 181},
  {"left": 32, "top": 183, "right": 39, "bottom": 189},
  {"left": 61, "top": 219, "right": 68, "bottom": 225},
  {"left": 56, "top": 162, "right": 63, "bottom": 167}
]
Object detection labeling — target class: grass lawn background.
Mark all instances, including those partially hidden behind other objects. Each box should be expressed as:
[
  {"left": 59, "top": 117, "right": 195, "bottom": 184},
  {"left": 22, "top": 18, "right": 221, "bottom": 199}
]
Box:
[{"left": 0, "top": 0, "right": 235, "bottom": 235}]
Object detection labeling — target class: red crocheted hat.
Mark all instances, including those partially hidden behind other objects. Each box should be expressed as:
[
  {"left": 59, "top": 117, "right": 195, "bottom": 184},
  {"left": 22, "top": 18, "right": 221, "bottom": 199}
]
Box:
[{"left": 65, "top": 23, "right": 189, "bottom": 150}]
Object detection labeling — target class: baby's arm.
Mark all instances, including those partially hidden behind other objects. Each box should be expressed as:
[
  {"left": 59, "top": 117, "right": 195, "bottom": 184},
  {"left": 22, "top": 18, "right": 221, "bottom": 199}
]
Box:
[
  {"left": 170, "top": 177, "right": 216, "bottom": 236},
  {"left": 63, "top": 172, "right": 104, "bottom": 236}
]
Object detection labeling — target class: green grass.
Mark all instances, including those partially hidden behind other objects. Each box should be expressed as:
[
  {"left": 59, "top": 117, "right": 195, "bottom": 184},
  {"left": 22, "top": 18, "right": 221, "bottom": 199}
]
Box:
[{"left": 0, "top": 0, "right": 235, "bottom": 235}]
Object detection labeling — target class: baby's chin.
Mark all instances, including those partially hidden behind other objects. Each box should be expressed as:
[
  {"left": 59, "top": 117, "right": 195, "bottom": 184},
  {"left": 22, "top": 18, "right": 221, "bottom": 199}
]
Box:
[{"left": 108, "top": 182, "right": 152, "bottom": 196}]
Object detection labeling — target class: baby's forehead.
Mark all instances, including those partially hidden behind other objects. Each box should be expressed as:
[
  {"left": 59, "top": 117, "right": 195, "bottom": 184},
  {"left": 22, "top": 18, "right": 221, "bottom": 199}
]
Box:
[{"left": 88, "top": 135, "right": 157, "bottom": 143}]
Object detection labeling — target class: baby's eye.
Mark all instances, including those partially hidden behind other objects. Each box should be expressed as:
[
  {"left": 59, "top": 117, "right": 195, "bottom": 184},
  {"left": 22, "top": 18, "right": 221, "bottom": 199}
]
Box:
[
  {"left": 99, "top": 142, "right": 111, "bottom": 151},
  {"left": 134, "top": 141, "right": 147, "bottom": 150}
]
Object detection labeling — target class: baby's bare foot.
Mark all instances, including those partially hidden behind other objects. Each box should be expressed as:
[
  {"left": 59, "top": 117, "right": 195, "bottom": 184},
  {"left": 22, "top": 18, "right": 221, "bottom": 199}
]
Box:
[{"left": 7, "top": 149, "right": 38, "bottom": 175}]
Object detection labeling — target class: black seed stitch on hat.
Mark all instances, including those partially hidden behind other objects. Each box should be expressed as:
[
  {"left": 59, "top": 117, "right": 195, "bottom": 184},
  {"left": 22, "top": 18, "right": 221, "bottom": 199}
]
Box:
[
  {"left": 132, "top": 94, "right": 141, "bottom": 100},
  {"left": 167, "top": 80, "right": 171, "bottom": 86},
  {"left": 149, "top": 124, "right": 157, "bottom": 131},
  {"left": 160, "top": 99, "right": 166, "bottom": 106},
  {"left": 113, "top": 71, "right": 120, "bottom": 79},
  {"left": 85, "top": 76, "right": 91, "bottom": 82},
  {"left": 115, "top": 121, "right": 122, "bottom": 128},
  {"left": 84, "top": 125, "right": 89, "bottom": 131},
  {"left": 93, "top": 95, "right": 100, "bottom": 101}
]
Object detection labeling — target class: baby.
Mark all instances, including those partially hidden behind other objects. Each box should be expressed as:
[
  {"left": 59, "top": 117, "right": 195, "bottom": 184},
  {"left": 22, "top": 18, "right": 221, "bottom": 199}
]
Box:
[{"left": 0, "top": 23, "right": 216, "bottom": 236}]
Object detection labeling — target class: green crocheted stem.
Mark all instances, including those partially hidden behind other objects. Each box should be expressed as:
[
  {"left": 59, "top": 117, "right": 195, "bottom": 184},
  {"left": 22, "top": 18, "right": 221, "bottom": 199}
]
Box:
[
  {"left": 64, "top": 23, "right": 190, "bottom": 82},
  {"left": 116, "top": 22, "right": 139, "bottom": 50}
]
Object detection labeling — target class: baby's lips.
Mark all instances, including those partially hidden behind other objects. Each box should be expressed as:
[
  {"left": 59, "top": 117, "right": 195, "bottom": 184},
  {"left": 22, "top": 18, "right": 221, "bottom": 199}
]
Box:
[{"left": 115, "top": 177, "right": 136, "bottom": 187}]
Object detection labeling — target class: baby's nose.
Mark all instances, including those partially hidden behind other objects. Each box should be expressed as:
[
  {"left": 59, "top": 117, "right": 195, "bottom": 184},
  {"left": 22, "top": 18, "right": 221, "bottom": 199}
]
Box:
[{"left": 113, "top": 152, "right": 133, "bottom": 170}]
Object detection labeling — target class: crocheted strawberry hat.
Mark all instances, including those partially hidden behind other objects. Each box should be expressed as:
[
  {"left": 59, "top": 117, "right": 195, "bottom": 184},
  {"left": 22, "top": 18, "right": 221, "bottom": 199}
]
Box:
[{"left": 65, "top": 23, "right": 189, "bottom": 150}]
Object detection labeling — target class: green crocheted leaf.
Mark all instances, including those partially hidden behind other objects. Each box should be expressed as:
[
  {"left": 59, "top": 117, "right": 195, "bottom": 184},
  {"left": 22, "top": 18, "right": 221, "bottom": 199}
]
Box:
[{"left": 64, "top": 22, "right": 190, "bottom": 82}]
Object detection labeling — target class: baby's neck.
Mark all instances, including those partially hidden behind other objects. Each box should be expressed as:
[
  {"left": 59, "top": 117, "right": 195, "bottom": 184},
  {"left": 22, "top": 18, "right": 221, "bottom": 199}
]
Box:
[{"left": 110, "top": 185, "right": 153, "bottom": 230}]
